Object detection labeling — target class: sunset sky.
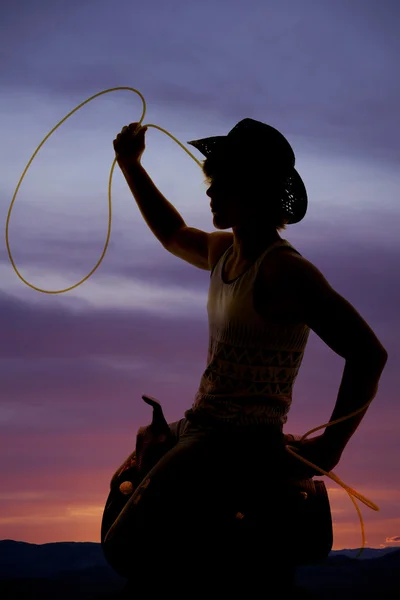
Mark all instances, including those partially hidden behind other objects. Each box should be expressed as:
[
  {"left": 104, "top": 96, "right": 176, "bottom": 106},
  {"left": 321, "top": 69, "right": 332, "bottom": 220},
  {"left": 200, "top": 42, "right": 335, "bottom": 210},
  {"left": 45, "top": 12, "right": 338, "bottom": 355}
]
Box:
[{"left": 1, "top": 0, "right": 399, "bottom": 552}]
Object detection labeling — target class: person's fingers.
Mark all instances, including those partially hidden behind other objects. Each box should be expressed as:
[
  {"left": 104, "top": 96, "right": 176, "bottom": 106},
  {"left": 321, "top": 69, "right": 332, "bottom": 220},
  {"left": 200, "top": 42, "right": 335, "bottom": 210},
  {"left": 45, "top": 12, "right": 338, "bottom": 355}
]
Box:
[{"left": 128, "top": 123, "right": 144, "bottom": 136}]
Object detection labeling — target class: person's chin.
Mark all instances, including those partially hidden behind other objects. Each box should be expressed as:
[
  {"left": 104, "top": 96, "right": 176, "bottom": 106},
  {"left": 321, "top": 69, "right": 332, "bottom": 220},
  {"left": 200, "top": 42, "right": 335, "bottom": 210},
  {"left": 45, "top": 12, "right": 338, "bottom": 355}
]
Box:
[{"left": 212, "top": 212, "right": 231, "bottom": 229}]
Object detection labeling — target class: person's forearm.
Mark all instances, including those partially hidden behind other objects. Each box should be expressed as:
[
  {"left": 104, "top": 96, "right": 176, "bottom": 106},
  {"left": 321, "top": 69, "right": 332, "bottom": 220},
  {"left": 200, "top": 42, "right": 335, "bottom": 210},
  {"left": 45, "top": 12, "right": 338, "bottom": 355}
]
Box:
[
  {"left": 322, "top": 350, "right": 388, "bottom": 455},
  {"left": 120, "top": 161, "right": 186, "bottom": 246}
]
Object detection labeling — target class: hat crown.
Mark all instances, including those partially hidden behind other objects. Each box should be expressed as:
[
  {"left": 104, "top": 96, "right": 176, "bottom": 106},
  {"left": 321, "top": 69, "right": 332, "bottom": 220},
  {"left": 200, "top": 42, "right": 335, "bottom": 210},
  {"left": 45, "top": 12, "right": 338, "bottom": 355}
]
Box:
[{"left": 228, "top": 118, "right": 295, "bottom": 168}]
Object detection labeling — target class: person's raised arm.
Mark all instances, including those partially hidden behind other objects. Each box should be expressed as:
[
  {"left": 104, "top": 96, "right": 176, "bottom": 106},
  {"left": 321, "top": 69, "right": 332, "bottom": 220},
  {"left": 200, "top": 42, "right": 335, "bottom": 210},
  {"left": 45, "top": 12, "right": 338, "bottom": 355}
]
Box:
[
  {"left": 113, "top": 122, "right": 186, "bottom": 248},
  {"left": 113, "top": 122, "right": 233, "bottom": 271}
]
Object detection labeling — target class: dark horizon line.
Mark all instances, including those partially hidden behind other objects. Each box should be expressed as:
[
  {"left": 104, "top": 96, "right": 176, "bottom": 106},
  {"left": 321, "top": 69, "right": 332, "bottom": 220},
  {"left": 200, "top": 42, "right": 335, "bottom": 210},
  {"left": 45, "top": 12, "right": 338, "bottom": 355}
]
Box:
[{"left": 1, "top": 539, "right": 399, "bottom": 553}]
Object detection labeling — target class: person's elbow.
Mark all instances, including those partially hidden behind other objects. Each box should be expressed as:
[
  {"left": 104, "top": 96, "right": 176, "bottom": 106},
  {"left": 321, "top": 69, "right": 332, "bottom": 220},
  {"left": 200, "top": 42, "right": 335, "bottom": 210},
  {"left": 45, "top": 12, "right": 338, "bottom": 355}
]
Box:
[
  {"left": 359, "top": 338, "right": 388, "bottom": 362},
  {"left": 348, "top": 342, "right": 388, "bottom": 375}
]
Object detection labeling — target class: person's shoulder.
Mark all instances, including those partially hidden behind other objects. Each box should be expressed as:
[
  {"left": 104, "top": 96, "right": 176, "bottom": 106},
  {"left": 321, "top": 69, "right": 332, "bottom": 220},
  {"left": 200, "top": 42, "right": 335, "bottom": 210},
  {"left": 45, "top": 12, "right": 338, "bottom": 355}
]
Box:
[
  {"left": 258, "top": 243, "right": 330, "bottom": 319},
  {"left": 256, "top": 242, "right": 317, "bottom": 320},
  {"left": 208, "top": 231, "right": 234, "bottom": 269},
  {"left": 265, "top": 245, "right": 330, "bottom": 300},
  {"left": 263, "top": 245, "right": 388, "bottom": 359},
  {"left": 262, "top": 241, "right": 316, "bottom": 281}
]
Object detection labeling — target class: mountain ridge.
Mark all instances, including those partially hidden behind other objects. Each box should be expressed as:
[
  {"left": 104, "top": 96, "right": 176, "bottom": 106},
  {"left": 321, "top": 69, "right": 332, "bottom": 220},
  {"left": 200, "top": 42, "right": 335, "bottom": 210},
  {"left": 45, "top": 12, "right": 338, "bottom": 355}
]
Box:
[{"left": 1, "top": 540, "right": 399, "bottom": 599}]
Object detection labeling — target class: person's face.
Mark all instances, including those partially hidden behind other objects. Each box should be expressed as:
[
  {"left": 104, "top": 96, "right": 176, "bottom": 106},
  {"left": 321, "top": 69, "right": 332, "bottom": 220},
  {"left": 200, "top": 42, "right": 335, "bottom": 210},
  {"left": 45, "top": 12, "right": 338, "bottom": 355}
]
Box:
[{"left": 205, "top": 164, "right": 262, "bottom": 230}]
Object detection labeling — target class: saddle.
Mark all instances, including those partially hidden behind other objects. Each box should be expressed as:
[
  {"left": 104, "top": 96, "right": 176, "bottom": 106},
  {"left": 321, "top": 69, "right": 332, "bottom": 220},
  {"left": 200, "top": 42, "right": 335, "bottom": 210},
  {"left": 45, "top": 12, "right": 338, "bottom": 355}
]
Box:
[{"left": 100, "top": 395, "right": 333, "bottom": 567}]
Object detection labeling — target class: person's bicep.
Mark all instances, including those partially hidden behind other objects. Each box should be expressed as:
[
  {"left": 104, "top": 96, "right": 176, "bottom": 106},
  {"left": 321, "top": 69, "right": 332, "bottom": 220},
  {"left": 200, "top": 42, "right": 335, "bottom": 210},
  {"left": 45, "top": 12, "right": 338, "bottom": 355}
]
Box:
[
  {"left": 288, "top": 257, "right": 388, "bottom": 361},
  {"left": 164, "top": 226, "right": 233, "bottom": 271}
]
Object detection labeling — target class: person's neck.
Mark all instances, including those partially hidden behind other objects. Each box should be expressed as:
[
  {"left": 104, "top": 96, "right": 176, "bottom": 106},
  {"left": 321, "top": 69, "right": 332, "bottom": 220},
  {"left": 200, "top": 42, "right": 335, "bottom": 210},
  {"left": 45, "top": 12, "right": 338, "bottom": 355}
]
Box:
[{"left": 231, "top": 226, "right": 282, "bottom": 263}]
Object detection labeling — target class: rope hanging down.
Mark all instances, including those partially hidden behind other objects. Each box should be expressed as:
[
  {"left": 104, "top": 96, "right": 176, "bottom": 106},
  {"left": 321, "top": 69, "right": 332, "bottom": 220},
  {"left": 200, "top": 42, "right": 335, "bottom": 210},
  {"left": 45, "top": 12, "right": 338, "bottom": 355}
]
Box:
[{"left": 5, "top": 87, "right": 379, "bottom": 560}]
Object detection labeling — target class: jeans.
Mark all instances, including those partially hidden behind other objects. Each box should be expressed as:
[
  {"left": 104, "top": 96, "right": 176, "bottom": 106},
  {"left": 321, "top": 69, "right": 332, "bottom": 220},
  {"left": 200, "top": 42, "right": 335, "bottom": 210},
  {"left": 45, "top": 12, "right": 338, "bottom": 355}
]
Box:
[{"left": 103, "top": 411, "right": 298, "bottom": 596}]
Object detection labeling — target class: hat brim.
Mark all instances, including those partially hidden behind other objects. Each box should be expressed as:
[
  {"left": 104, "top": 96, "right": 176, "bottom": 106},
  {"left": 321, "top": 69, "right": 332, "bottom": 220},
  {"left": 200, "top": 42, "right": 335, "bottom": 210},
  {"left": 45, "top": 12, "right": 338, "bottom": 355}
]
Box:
[
  {"left": 187, "top": 136, "right": 307, "bottom": 225},
  {"left": 281, "top": 168, "right": 308, "bottom": 224},
  {"left": 187, "top": 136, "right": 227, "bottom": 157}
]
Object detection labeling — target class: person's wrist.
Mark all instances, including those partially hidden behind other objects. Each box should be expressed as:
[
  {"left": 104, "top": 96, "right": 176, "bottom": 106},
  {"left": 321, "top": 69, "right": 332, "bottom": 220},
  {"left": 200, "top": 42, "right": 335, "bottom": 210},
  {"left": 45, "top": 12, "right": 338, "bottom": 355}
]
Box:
[{"left": 118, "top": 157, "right": 142, "bottom": 173}]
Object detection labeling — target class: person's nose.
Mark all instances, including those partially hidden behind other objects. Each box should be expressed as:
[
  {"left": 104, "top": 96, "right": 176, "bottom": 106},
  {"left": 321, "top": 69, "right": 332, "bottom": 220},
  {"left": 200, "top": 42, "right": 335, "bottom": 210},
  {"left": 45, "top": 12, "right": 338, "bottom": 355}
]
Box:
[{"left": 206, "top": 186, "right": 214, "bottom": 198}]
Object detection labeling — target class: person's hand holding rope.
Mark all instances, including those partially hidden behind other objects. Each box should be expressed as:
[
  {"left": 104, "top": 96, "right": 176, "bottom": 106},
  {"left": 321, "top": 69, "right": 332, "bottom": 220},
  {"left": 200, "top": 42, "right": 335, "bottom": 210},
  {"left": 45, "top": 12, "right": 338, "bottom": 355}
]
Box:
[{"left": 113, "top": 122, "right": 148, "bottom": 169}]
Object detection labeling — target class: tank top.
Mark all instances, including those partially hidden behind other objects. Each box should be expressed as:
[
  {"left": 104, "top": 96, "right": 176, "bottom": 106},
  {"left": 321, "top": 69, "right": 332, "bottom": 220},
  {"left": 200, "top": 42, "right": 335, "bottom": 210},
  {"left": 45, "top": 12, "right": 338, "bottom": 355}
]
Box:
[{"left": 186, "top": 238, "right": 310, "bottom": 428}]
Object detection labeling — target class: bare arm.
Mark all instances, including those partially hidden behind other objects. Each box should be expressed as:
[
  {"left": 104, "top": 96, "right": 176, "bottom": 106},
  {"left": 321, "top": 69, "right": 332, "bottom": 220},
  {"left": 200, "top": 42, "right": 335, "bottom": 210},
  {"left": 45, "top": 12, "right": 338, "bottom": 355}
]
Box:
[
  {"left": 276, "top": 254, "right": 388, "bottom": 455},
  {"left": 114, "top": 124, "right": 186, "bottom": 247},
  {"left": 320, "top": 353, "right": 387, "bottom": 453},
  {"left": 114, "top": 126, "right": 233, "bottom": 269},
  {"left": 120, "top": 162, "right": 232, "bottom": 270},
  {"left": 119, "top": 162, "right": 186, "bottom": 248}
]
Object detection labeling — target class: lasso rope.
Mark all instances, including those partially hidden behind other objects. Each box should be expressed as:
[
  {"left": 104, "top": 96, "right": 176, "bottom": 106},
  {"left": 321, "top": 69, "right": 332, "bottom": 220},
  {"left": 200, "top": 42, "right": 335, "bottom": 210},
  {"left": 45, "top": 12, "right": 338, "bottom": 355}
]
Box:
[{"left": 5, "top": 87, "right": 378, "bottom": 561}]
